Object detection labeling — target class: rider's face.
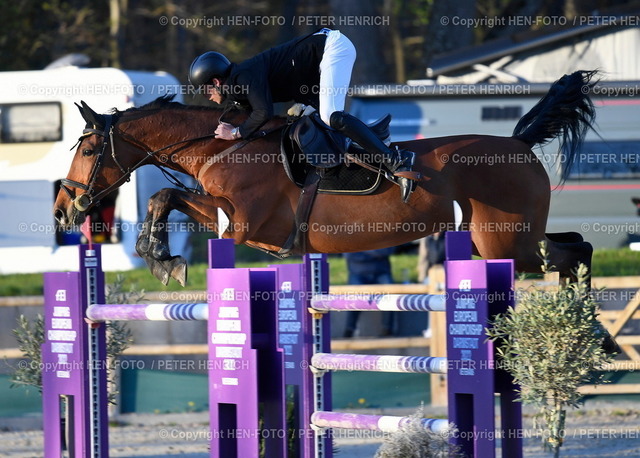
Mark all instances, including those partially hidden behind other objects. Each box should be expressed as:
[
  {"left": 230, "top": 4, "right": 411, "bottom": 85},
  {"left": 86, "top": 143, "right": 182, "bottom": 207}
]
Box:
[{"left": 206, "top": 79, "right": 224, "bottom": 104}]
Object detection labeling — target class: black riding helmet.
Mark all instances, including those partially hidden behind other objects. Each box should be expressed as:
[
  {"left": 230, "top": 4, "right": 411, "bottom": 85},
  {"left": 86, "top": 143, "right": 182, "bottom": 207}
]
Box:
[{"left": 189, "top": 52, "right": 231, "bottom": 87}]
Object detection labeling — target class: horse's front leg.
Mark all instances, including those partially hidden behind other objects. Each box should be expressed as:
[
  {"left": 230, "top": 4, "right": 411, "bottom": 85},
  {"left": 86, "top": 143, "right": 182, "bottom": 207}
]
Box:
[
  {"left": 136, "top": 188, "right": 239, "bottom": 286},
  {"left": 136, "top": 188, "right": 189, "bottom": 286}
]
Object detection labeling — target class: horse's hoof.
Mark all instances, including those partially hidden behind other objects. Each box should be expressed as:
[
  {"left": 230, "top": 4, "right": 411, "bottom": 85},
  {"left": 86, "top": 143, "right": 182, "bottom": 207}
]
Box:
[
  {"left": 602, "top": 332, "right": 621, "bottom": 355},
  {"left": 169, "top": 256, "right": 188, "bottom": 287},
  {"left": 149, "top": 259, "right": 170, "bottom": 286},
  {"left": 595, "top": 321, "right": 621, "bottom": 355}
]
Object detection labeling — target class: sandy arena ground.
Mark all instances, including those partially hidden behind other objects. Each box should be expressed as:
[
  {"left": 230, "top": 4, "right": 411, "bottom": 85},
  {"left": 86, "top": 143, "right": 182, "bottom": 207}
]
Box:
[{"left": 2, "top": 401, "right": 640, "bottom": 457}]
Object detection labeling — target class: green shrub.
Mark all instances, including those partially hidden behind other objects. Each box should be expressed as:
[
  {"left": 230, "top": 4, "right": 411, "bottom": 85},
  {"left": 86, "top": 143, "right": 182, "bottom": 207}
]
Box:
[
  {"left": 487, "top": 242, "right": 615, "bottom": 457},
  {"left": 375, "top": 407, "right": 460, "bottom": 458}
]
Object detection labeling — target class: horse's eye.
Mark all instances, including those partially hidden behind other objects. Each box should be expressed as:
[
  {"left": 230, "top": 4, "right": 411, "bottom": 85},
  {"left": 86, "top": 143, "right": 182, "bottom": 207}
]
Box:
[{"left": 82, "top": 148, "right": 93, "bottom": 157}]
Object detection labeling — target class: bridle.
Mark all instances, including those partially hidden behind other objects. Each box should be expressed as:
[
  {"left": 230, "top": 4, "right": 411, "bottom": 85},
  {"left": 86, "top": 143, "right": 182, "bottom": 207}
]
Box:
[
  {"left": 60, "top": 113, "right": 217, "bottom": 212},
  {"left": 60, "top": 114, "right": 123, "bottom": 212}
]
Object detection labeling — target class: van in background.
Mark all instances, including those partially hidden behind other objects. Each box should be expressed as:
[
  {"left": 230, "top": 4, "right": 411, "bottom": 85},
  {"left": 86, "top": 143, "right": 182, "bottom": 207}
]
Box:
[{"left": 0, "top": 66, "right": 192, "bottom": 273}]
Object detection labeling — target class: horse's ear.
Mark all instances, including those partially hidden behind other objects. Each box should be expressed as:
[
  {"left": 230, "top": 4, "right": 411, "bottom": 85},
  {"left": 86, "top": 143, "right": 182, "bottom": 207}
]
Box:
[
  {"left": 80, "top": 100, "right": 105, "bottom": 129},
  {"left": 75, "top": 102, "right": 88, "bottom": 124}
]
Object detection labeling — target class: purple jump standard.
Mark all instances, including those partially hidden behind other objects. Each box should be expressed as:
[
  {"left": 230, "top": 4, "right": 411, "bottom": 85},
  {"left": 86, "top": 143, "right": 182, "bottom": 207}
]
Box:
[
  {"left": 43, "top": 245, "right": 108, "bottom": 458},
  {"left": 444, "top": 231, "right": 523, "bottom": 458},
  {"left": 43, "top": 239, "right": 289, "bottom": 458},
  {"left": 206, "top": 239, "right": 287, "bottom": 458},
  {"left": 303, "top": 231, "right": 523, "bottom": 458}
]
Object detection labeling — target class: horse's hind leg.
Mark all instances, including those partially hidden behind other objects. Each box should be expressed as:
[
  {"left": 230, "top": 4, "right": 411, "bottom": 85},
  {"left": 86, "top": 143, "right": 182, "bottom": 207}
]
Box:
[
  {"left": 545, "top": 238, "right": 593, "bottom": 284},
  {"left": 550, "top": 238, "right": 621, "bottom": 353},
  {"left": 504, "top": 235, "right": 618, "bottom": 352},
  {"left": 546, "top": 232, "right": 584, "bottom": 243},
  {"left": 545, "top": 231, "right": 593, "bottom": 288},
  {"left": 473, "top": 228, "right": 592, "bottom": 283}
]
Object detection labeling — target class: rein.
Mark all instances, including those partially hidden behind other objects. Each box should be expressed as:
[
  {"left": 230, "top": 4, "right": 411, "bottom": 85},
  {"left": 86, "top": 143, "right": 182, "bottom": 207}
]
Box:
[{"left": 89, "top": 131, "right": 219, "bottom": 207}]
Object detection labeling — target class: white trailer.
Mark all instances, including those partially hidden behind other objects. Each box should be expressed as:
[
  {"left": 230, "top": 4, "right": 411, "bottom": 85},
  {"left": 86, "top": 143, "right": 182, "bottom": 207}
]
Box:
[
  {"left": 349, "top": 81, "right": 640, "bottom": 248},
  {"left": 0, "top": 66, "right": 191, "bottom": 273}
]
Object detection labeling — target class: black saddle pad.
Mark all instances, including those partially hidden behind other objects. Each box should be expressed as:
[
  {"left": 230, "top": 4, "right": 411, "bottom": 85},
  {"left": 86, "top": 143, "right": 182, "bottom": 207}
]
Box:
[{"left": 281, "top": 124, "right": 382, "bottom": 195}]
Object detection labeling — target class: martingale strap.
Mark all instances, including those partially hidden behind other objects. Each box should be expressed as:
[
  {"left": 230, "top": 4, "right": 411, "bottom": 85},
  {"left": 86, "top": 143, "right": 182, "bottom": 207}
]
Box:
[{"left": 245, "top": 168, "right": 322, "bottom": 259}]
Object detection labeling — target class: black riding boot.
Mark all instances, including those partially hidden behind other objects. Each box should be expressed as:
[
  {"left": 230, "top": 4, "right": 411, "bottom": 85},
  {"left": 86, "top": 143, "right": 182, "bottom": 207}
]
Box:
[{"left": 330, "top": 111, "right": 418, "bottom": 203}]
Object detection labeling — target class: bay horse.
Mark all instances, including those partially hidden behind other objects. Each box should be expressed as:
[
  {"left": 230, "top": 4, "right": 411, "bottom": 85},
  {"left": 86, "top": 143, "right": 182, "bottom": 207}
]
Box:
[{"left": 55, "top": 71, "right": 597, "bottom": 288}]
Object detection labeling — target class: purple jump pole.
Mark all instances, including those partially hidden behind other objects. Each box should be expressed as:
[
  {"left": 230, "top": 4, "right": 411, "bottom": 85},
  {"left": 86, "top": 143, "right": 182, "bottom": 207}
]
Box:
[
  {"left": 488, "top": 259, "right": 524, "bottom": 456},
  {"left": 311, "top": 353, "right": 448, "bottom": 374},
  {"left": 86, "top": 303, "right": 208, "bottom": 321},
  {"left": 207, "top": 239, "right": 287, "bottom": 458},
  {"left": 310, "top": 411, "right": 449, "bottom": 433},
  {"left": 310, "top": 293, "right": 445, "bottom": 312},
  {"left": 43, "top": 245, "right": 108, "bottom": 458}
]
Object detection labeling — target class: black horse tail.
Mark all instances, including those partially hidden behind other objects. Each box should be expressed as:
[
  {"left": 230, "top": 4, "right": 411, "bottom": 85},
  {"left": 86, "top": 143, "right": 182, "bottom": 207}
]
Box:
[{"left": 512, "top": 70, "right": 598, "bottom": 183}]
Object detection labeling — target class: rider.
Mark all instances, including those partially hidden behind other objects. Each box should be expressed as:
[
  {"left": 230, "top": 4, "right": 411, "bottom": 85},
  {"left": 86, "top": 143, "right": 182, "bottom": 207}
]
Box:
[{"left": 188, "top": 28, "right": 417, "bottom": 202}]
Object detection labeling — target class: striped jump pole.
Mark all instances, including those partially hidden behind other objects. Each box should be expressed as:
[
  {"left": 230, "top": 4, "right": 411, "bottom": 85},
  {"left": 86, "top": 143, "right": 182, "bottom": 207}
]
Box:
[
  {"left": 310, "top": 411, "right": 449, "bottom": 434},
  {"left": 310, "top": 293, "right": 445, "bottom": 312},
  {"left": 86, "top": 303, "right": 208, "bottom": 321},
  {"left": 311, "top": 353, "right": 448, "bottom": 374}
]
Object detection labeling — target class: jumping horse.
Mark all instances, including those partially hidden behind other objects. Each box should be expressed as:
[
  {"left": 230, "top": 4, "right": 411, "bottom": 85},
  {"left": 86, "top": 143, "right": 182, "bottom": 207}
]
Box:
[{"left": 55, "top": 71, "right": 597, "bottom": 288}]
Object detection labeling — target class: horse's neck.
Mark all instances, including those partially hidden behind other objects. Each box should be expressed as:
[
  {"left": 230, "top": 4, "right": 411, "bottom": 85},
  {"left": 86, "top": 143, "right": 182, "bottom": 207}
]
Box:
[
  {"left": 122, "top": 108, "right": 285, "bottom": 184},
  {"left": 122, "top": 110, "right": 219, "bottom": 177}
]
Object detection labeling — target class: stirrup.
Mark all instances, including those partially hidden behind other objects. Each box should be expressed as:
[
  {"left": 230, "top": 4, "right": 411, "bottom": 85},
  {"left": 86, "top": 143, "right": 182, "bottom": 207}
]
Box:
[
  {"left": 398, "top": 177, "right": 417, "bottom": 203},
  {"left": 389, "top": 149, "right": 418, "bottom": 203}
]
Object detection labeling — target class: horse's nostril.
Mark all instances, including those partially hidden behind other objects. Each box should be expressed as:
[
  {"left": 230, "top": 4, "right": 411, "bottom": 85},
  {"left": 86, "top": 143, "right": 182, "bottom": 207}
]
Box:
[{"left": 54, "top": 208, "right": 65, "bottom": 223}]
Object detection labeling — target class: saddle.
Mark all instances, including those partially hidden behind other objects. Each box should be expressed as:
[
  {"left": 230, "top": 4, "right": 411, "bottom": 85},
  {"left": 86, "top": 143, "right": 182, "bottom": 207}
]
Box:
[
  {"left": 271, "top": 112, "right": 394, "bottom": 260},
  {"left": 281, "top": 112, "right": 392, "bottom": 195}
]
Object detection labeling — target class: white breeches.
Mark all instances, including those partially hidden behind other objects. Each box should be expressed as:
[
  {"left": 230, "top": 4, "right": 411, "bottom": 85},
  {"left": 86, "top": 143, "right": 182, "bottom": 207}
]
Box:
[{"left": 317, "top": 30, "right": 356, "bottom": 124}]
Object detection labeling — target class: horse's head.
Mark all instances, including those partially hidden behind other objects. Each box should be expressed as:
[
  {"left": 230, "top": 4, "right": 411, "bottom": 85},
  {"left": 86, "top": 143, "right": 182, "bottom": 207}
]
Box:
[{"left": 54, "top": 101, "right": 131, "bottom": 228}]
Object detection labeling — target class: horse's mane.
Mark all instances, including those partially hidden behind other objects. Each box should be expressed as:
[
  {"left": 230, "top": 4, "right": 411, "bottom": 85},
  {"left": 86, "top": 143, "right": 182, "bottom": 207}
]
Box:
[
  {"left": 114, "top": 94, "right": 225, "bottom": 116},
  {"left": 114, "top": 94, "right": 286, "bottom": 127}
]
